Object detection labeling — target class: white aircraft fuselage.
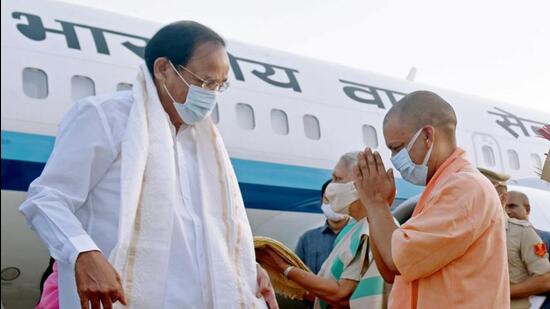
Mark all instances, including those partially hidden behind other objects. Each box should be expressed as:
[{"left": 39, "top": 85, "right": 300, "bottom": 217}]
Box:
[{"left": 2, "top": 0, "right": 549, "bottom": 307}]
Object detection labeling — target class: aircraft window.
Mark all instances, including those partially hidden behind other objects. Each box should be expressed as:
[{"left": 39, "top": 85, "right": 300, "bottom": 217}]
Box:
[
  {"left": 507, "top": 150, "right": 520, "bottom": 170},
  {"left": 482, "top": 145, "right": 496, "bottom": 166},
  {"left": 71, "top": 75, "right": 95, "bottom": 101},
  {"left": 531, "top": 153, "right": 542, "bottom": 170},
  {"left": 271, "top": 109, "right": 289, "bottom": 135},
  {"left": 236, "top": 103, "right": 255, "bottom": 130},
  {"left": 211, "top": 104, "right": 220, "bottom": 124},
  {"left": 362, "top": 124, "right": 378, "bottom": 148},
  {"left": 303, "top": 114, "right": 321, "bottom": 140},
  {"left": 117, "top": 83, "right": 133, "bottom": 91},
  {"left": 22, "top": 67, "right": 48, "bottom": 99}
]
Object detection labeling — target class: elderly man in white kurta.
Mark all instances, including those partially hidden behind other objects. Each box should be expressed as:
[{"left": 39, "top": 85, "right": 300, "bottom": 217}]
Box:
[{"left": 20, "top": 21, "right": 277, "bottom": 309}]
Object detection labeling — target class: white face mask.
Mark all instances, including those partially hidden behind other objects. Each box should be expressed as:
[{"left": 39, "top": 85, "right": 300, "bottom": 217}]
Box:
[
  {"left": 390, "top": 127, "right": 434, "bottom": 186},
  {"left": 321, "top": 203, "right": 347, "bottom": 222},
  {"left": 163, "top": 61, "right": 218, "bottom": 125},
  {"left": 324, "top": 182, "right": 358, "bottom": 215}
]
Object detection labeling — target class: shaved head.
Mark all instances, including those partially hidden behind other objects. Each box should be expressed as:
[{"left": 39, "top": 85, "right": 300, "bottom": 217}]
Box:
[
  {"left": 506, "top": 191, "right": 530, "bottom": 220},
  {"left": 384, "top": 90, "right": 457, "bottom": 136},
  {"left": 383, "top": 90, "right": 459, "bottom": 183},
  {"left": 507, "top": 191, "right": 530, "bottom": 211}
]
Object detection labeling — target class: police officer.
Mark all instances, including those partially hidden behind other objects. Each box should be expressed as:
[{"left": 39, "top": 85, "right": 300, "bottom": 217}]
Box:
[
  {"left": 479, "top": 168, "right": 550, "bottom": 309},
  {"left": 506, "top": 190, "right": 550, "bottom": 309}
]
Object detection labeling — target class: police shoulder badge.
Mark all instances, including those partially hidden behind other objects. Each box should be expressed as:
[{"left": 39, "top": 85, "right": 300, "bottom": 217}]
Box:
[{"left": 534, "top": 243, "right": 548, "bottom": 257}]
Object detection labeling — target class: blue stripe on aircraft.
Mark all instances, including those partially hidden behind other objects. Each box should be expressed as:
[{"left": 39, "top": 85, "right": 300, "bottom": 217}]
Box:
[
  {"left": 1, "top": 131, "right": 56, "bottom": 163},
  {"left": 1, "top": 130, "right": 423, "bottom": 213},
  {"left": 231, "top": 159, "right": 331, "bottom": 191}
]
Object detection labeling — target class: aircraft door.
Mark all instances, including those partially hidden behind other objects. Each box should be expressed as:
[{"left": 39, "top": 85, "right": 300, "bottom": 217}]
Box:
[{"left": 472, "top": 133, "right": 504, "bottom": 172}]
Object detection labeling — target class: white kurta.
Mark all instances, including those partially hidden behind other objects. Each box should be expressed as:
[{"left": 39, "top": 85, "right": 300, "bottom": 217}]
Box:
[
  {"left": 164, "top": 120, "right": 212, "bottom": 308},
  {"left": 20, "top": 91, "right": 217, "bottom": 308}
]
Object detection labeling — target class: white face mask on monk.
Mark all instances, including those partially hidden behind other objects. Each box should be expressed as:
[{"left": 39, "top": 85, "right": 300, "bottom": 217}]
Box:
[{"left": 323, "top": 182, "right": 358, "bottom": 215}]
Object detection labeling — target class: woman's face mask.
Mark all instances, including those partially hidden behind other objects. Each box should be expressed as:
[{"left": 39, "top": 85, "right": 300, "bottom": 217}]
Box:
[
  {"left": 321, "top": 203, "right": 347, "bottom": 221},
  {"left": 324, "top": 182, "right": 358, "bottom": 215}
]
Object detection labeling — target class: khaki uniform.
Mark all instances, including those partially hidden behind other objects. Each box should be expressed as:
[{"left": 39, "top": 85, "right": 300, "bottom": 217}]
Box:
[
  {"left": 506, "top": 217, "right": 550, "bottom": 309},
  {"left": 478, "top": 167, "right": 550, "bottom": 308}
]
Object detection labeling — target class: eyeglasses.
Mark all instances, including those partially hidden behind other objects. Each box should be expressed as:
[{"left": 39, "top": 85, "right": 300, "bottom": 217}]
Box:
[{"left": 177, "top": 65, "right": 230, "bottom": 92}]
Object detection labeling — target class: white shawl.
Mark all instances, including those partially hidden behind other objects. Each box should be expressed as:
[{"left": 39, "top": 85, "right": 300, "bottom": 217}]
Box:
[{"left": 110, "top": 64, "right": 265, "bottom": 308}]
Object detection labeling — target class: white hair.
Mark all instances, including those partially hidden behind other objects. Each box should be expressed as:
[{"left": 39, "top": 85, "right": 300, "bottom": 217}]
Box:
[{"left": 338, "top": 151, "right": 361, "bottom": 172}]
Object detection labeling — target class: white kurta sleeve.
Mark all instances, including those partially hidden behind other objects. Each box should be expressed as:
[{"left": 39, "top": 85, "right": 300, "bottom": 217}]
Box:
[{"left": 20, "top": 99, "right": 117, "bottom": 266}]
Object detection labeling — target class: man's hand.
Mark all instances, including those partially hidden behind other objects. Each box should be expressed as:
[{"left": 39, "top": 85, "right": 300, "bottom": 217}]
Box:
[
  {"left": 256, "top": 263, "right": 279, "bottom": 309},
  {"left": 353, "top": 149, "right": 400, "bottom": 275},
  {"left": 75, "top": 251, "right": 127, "bottom": 309},
  {"left": 353, "top": 148, "right": 396, "bottom": 208},
  {"left": 510, "top": 272, "right": 550, "bottom": 298}
]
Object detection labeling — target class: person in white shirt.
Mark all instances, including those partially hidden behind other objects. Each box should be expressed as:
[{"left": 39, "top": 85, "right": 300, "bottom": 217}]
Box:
[{"left": 20, "top": 20, "right": 277, "bottom": 309}]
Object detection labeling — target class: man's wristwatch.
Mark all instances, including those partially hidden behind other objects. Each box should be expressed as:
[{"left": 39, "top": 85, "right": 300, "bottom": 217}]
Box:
[{"left": 283, "top": 265, "right": 294, "bottom": 279}]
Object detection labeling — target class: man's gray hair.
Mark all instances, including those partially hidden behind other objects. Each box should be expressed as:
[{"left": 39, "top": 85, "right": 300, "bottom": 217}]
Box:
[{"left": 339, "top": 151, "right": 361, "bottom": 172}]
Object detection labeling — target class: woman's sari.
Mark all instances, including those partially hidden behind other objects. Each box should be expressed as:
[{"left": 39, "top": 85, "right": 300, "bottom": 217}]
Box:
[{"left": 314, "top": 219, "right": 385, "bottom": 309}]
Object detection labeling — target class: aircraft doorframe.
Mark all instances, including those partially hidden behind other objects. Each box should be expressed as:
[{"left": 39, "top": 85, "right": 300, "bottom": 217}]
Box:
[{"left": 471, "top": 132, "right": 504, "bottom": 173}]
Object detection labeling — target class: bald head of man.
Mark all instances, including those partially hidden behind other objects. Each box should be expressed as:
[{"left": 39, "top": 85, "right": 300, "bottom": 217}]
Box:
[
  {"left": 383, "top": 90, "right": 458, "bottom": 184},
  {"left": 506, "top": 191, "right": 530, "bottom": 221}
]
